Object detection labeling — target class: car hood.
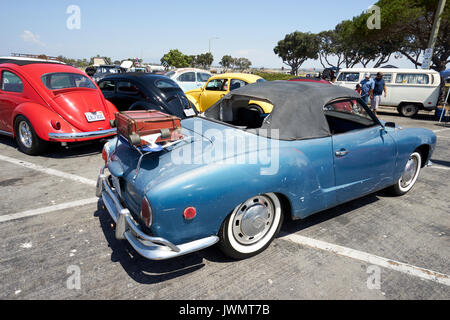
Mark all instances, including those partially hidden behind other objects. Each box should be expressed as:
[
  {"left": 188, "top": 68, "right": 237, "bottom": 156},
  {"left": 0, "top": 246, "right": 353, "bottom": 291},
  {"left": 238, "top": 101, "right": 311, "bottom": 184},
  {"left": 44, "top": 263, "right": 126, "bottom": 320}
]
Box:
[{"left": 50, "top": 89, "right": 112, "bottom": 131}]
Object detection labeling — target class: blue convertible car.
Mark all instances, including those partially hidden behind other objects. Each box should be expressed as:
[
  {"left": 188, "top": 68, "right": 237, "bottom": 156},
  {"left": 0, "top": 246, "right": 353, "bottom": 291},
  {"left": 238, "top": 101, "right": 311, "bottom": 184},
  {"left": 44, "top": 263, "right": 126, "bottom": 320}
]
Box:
[{"left": 96, "top": 81, "right": 436, "bottom": 260}]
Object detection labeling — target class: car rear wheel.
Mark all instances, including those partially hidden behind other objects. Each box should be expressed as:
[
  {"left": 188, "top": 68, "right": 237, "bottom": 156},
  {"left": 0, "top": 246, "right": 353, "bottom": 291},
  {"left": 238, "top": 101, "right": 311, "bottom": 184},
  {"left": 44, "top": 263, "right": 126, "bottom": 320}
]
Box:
[
  {"left": 14, "top": 116, "right": 47, "bottom": 155},
  {"left": 389, "top": 151, "right": 422, "bottom": 196},
  {"left": 398, "top": 104, "right": 419, "bottom": 117},
  {"left": 218, "top": 193, "right": 283, "bottom": 260}
]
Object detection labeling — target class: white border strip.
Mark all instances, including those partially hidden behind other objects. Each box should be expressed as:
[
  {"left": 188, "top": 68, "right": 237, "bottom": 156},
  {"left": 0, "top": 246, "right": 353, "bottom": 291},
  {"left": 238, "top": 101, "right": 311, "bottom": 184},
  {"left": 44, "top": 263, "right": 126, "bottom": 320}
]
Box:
[
  {"left": 0, "top": 198, "right": 98, "bottom": 223},
  {"left": 433, "top": 128, "right": 450, "bottom": 133},
  {"left": 281, "top": 233, "right": 450, "bottom": 286},
  {"left": 429, "top": 166, "right": 450, "bottom": 170},
  {"left": 0, "top": 155, "right": 96, "bottom": 186}
]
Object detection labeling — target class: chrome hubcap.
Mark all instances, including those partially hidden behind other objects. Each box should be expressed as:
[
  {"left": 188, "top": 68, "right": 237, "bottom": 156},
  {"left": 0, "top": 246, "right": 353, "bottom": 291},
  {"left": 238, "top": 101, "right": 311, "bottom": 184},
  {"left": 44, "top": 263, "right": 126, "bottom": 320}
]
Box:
[
  {"left": 400, "top": 155, "right": 418, "bottom": 188},
  {"left": 232, "top": 195, "right": 275, "bottom": 245},
  {"left": 19, "top": 121, "right": 33, "bottom": 148}
]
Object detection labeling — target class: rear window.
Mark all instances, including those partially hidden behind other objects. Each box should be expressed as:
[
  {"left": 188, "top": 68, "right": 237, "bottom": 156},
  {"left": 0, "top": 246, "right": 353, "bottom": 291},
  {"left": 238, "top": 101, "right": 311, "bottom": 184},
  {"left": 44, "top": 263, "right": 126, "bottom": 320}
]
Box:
[
  {"left": 41, "top": 73, "right": 96, "bottom": 90},
  {"left": 155, "top": 79, "right": 180, "bottom": 90},
  {"left": 256, "top": 78, "right": 267, "bottom": 83},
  {"left": 197, "top": 72, "right": 211, "bottom": 82}
]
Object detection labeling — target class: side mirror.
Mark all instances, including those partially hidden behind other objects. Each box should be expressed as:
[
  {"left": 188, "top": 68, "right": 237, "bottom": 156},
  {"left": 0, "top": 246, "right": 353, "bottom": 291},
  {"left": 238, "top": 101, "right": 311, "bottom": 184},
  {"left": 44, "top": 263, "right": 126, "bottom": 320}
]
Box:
[{"left": 385, "top": 122, "right": 396, "bottom": 128}]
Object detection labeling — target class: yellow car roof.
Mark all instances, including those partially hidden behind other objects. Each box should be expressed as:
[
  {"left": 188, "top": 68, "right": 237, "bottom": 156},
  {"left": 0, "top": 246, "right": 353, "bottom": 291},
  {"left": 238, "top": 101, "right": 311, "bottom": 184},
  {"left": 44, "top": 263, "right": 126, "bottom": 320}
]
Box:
[{"left": 209, "top": 73, "right": 262, "bottom": 83}]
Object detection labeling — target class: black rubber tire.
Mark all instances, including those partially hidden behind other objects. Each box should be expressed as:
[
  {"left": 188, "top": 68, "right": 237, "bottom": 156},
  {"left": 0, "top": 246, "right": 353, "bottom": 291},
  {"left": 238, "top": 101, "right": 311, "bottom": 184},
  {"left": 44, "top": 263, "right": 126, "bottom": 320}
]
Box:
[
  {"left": 398, "top": 104, "right": 419, "bottom": 117},
  {"left": 14, "top": 115, "right": 48, "bottom": 155},
  {"left": 218, "top": 193, "right": 283, "bottom": 260},
  {"left": 248, "top": 104, "right": 264, "bottom": 114},
  {"left": 388, "top": 151, "right": 422, "bottom": 196}
]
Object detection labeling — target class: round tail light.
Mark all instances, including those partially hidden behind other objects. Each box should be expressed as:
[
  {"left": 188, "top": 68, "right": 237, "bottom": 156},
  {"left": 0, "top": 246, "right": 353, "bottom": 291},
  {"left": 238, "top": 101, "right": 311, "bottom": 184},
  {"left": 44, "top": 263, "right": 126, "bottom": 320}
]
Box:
[
  {"left": 183, "top": 207, "right": 196, "bottom": 220},
  {"left": 51, "top": 120, "right": 61, "bottom": 130}
]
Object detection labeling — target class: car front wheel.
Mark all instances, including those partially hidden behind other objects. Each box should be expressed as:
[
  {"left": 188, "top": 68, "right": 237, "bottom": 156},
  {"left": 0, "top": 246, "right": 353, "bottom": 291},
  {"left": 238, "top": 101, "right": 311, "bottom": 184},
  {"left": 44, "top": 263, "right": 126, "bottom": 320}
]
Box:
[
  {"left": 14, "top": 116, "right": 47, "bottom": 155},
  {"left": 389, "top": 151, "right": 422, "bottom": 196},
  {"left": 218, "top": 193, "right": 283, "bottom": 260}
]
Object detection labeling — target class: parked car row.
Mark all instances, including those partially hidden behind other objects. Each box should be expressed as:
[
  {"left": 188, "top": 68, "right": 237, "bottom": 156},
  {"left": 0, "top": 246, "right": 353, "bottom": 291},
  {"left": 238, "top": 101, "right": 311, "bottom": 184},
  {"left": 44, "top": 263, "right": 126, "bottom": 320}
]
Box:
[{"left": 0, "top": 56, "right": 438, "bottom": 262}]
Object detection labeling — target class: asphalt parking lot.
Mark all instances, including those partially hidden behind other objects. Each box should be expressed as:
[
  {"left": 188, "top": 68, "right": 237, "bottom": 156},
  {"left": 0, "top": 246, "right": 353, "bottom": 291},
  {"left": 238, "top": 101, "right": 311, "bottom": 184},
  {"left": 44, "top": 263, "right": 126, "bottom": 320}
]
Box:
[{"left": 0, "top": 106, "right": 449, "bottom": 300}]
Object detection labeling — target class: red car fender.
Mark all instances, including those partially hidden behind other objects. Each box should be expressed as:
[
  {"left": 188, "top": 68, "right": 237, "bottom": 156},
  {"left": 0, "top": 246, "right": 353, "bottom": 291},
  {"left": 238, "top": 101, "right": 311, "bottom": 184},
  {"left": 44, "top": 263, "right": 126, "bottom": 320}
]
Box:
[
  {"left": 12, "top": 102, "right": 73, "bottom": 141},
  {"left": 104, "top": 99, "right": 118, "bottom": 117}
]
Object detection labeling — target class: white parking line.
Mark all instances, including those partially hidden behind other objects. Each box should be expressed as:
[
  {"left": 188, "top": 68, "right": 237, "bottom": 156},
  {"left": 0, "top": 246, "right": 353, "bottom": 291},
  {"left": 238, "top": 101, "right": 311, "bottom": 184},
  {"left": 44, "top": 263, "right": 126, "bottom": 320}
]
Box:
[
  {"left": 280, "top": 233, "right": 450, "bottom": 287},
  {"left": 0, "top": 155, "right": 96, "bottom": 186},
  {"left": 0, "top": 198, "right": 98, "bottom": 223},
  {"left": 429, "top": 166, "right": 450, "bottom": 171},
  {"left": 433, "top": 127, "right": 450, "bottom": 133}
]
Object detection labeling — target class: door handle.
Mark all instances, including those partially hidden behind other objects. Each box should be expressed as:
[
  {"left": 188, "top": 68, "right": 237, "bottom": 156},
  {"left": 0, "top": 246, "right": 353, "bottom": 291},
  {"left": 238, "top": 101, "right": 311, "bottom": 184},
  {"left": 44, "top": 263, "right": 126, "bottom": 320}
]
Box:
[{"left": 335, "top": 149, "right": 349, "bottom": 157}]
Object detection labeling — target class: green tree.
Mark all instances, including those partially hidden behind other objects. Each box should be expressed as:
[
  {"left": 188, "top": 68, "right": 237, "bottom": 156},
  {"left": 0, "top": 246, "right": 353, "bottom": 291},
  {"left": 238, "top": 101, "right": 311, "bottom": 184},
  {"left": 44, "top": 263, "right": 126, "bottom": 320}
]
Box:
[
  {"left": 220, "top": 55, "right": 234, "bottom": 70},
  {"left": 274, "top": 31, "right": 320, "bottom": 75},
  {"left": 195, "top": 52, "right": 214, "bottom": 69},
  {"left": 160, "top": 49, "right": 191, "bottom": 68},
  {"left": 234, "top": 57, "right": 252, "bottom": 71}
]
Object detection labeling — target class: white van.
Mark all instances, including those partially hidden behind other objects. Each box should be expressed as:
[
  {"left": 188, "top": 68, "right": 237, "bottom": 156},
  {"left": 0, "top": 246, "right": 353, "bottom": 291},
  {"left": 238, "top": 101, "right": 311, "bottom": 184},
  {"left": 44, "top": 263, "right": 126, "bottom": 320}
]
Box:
[{"left": 335, "top": 68, "right": 441, "bottom": 117}]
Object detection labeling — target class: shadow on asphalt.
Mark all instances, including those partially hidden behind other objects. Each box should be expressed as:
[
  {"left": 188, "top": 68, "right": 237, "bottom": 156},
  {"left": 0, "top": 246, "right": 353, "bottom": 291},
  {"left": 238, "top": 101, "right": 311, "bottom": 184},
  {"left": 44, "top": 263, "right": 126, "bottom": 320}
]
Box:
[
  {"left": 94, "top": 201, "right": 211, "bottom": 284},
  {"left": 280, "top": 193, "right": 380, "bottom": 235},
  {"left": 0, "top": 134, "right": 105, "bottom": 158},
  {"left": 431, "top": 159, "right": 450, "bottom": 167},
  {"left": 94, "top": 193, "right": 383, "bottom": 284}
]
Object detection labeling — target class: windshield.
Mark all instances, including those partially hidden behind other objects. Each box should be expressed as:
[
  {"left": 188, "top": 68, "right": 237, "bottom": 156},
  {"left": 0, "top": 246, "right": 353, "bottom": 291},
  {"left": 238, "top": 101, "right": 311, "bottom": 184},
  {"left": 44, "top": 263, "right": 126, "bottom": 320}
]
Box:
[{"left": 41, "top": 73, "right": 96, "bottom": 90}]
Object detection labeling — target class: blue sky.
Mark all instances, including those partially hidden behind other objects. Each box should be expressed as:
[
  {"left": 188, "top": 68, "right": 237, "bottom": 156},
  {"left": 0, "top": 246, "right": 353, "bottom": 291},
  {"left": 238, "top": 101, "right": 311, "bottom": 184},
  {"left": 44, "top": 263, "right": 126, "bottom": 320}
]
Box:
[{"left": 0, "top": 0, "right": 416, "bottom": 68}]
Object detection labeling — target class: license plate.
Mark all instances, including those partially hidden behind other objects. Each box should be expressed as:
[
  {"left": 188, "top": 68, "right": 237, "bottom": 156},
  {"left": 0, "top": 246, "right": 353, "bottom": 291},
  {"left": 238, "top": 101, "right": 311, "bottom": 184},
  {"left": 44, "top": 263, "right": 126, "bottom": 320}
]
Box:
[
  {"left": 85, "top": 111, "right": 105, "bottom": 122},
  {"left": 184, "top": 108, "right": 196, "bottom": 117}
]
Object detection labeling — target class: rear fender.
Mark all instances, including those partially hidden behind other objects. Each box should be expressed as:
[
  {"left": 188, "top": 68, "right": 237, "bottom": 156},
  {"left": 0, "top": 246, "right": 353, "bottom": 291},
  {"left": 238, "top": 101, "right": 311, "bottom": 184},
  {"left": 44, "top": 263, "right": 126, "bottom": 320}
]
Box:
[{"left": 12, "top": 102, "right": 74, "bottom": 141}]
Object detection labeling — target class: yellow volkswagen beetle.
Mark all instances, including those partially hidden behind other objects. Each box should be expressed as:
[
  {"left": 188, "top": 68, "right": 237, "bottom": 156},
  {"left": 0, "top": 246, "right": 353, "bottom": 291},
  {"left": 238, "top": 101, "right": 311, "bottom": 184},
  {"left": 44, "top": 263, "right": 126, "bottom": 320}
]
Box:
[{"left": 185, "top": 73, "right": 273, "bottom": 114}]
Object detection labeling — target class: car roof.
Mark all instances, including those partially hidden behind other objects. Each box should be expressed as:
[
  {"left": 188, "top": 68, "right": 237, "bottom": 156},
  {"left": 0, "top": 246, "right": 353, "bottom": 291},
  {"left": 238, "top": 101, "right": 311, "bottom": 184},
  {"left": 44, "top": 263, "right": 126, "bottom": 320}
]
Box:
[
  {"left": 205, "top": 80, "right": 361, "bottom": 141},
  {"left": 0, "top": 57, "right": 66, "bottom": 66},
  {"left": 172, "top": 68, "right": 211, "bottom": 74},
  {"left": 209, "top": 73, "right": 262, "bottom": 82},
  {"left": 99, "top": 72, "right": 169, "bottom": 81},
  {"left": 338, "top": 68, "right": 439, "bottom": 74}
]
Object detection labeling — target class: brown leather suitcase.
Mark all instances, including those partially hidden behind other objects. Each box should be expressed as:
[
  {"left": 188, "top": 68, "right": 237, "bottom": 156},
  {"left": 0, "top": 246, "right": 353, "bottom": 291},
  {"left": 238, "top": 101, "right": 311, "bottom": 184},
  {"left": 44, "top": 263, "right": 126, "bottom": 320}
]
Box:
[{"left": 114, "top": 110, "right": 182, "bottom": 146}]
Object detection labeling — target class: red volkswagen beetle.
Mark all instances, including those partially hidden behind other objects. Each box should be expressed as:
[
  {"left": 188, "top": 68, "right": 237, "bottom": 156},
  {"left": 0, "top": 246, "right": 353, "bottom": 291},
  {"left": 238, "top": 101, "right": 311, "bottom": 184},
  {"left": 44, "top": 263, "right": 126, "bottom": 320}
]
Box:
[{"left": 0, "top": 58, "right": 117, "bottom": 155}]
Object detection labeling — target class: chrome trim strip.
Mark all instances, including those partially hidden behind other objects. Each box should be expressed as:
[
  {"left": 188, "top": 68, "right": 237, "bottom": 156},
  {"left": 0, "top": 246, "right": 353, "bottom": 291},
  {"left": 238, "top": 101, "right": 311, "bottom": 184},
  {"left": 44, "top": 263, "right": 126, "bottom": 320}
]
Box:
[
  {"left": 0, "top": 129, "right": 13, "bottom": 137},
  {"left": 97, "top": 167, "right": 219, "bottom": 260},
  {"left": 49, "top": 128, "right": 116, "bottom": 140}
]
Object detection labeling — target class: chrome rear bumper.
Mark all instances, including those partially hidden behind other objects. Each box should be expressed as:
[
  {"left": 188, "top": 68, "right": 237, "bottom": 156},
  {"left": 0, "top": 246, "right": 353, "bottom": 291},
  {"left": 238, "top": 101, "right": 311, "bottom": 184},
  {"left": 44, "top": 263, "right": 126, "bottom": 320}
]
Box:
[
  {"left": 49, "top": 128, "right": 117, "bottom": 140},
  {"left": 96, "top": 166, "right": 218, "bottom": 260}
]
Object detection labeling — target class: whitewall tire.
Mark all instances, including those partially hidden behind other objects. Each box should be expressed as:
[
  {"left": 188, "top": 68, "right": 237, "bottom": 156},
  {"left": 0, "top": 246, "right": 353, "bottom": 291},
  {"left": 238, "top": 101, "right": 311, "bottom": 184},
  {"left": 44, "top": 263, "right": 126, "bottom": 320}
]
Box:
[
  {"left": 218, "top": 193, "right": 283, "bottom": 260},
  {"left": 390, "top": 151, "right": 422, "bottom": 196}
]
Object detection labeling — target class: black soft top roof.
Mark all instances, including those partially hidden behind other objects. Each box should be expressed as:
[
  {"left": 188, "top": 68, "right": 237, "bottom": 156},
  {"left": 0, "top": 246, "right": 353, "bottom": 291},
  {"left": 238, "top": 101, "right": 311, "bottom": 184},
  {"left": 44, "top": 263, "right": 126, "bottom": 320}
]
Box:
[
  {"left": 204, "top": 80, "right": 362, "bottom": 140},
  {"left": 0, "top": 58, "right": 65, "bottom": 66}
]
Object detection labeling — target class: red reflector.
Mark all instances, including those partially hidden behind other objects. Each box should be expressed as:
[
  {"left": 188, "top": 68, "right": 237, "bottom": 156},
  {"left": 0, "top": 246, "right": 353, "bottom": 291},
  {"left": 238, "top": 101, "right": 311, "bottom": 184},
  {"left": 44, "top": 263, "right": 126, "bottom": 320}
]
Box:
[
  {"left": 141, "top": 197, "right": 152, "bottom": 226},
  {"left": 183, "top": 207, "right": 196, "bottom": 220},
  {"left": 102, "top": 148, "right": 107, "bottom": 164}
]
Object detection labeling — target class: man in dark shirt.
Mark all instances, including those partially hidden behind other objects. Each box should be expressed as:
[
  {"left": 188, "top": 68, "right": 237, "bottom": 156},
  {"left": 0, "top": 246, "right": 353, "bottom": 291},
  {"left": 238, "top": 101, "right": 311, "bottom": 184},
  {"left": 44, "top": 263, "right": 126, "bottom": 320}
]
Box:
[{"left": 370, "top": 72, "right": 387, "bottom": 115}]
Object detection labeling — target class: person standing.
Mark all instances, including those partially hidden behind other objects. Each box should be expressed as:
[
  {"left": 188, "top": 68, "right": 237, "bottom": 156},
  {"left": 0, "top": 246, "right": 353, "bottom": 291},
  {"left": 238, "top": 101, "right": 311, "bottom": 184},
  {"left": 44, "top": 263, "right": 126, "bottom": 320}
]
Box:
[
  {"left": 360, "top": 73, "right": 374, "bottom": 106},
  {"left": 370, "top": 72, "right": 387, "bottom": 116}
]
